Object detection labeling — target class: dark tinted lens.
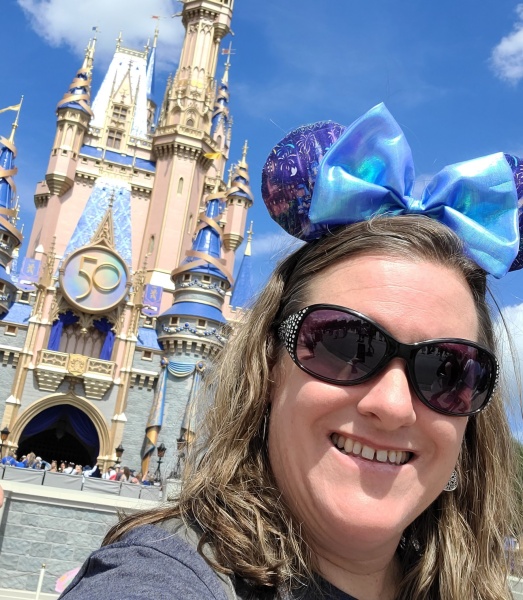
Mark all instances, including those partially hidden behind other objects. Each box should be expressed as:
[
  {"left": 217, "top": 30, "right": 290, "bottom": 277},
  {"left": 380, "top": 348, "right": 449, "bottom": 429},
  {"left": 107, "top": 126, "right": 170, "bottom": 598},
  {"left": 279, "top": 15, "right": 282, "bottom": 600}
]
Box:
[
  {"left": 295, "top": 309, "right": 388, "bottom": 382},
  {"left": 414, "top": 343, "right": 494, "bottom": 415}
]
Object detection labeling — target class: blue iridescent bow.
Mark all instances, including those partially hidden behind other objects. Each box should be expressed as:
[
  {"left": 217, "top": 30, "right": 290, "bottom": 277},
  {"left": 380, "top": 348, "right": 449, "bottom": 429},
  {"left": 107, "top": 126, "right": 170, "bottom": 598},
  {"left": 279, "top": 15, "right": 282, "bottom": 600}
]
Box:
[{"left": 307, "top": 103, "right": 519, "bottom": 278}]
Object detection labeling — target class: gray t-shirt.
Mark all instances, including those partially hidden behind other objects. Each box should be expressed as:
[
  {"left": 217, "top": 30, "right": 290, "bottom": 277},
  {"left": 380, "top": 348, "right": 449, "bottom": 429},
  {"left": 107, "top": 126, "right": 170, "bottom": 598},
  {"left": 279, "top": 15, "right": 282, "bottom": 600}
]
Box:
[{"left": 59, "top": 521, "right": 357, "bottom": 600}]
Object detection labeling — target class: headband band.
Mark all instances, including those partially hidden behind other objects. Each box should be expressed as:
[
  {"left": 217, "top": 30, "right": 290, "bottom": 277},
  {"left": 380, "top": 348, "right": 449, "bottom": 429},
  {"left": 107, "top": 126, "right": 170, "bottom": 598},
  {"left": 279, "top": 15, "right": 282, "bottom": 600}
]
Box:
[{"left": 261, "top": 103, "right": 523, "bottom": 278}]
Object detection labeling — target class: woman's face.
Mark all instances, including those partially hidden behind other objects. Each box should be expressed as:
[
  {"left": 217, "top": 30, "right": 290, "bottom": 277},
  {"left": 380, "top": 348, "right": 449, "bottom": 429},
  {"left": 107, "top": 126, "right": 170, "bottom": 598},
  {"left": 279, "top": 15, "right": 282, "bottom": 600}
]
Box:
[{"left": 268, "top": 255, "right": 476, "bottom": 564}]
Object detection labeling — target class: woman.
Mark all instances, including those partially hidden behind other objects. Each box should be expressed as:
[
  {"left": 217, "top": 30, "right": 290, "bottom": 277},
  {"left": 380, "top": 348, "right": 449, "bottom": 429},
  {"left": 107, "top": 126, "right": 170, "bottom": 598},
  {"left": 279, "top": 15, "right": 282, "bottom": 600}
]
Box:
[
  {"left": 61, "top": 105, "right": 523, "bottom": 600},
  {"left": 119, "top": 466, "right": 131, "bottom": 483}
]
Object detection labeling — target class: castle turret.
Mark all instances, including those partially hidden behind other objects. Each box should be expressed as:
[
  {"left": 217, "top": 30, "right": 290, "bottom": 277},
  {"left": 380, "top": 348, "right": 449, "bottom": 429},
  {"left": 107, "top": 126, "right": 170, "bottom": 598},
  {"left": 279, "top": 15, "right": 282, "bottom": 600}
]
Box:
[
  {"left": 139, "top": 0, "right": 234, "bottom": 295},
  {"left": 157, "top": 186, "right": 230, "bottom": 357},
  {"left": 28, "top": 38, "right": 95, "bottom": 261},
  {"left": 0, "top": 103, "right": 24, "bottom": 314},
  {"left": 210, "top": 44, "right": 233, "bottom": 173},
  {"left": 223, "top": 140, "right": 254, "bottom": 251},
  {"left": 46, "top": 38, "right": 95, "bottom": 197}
]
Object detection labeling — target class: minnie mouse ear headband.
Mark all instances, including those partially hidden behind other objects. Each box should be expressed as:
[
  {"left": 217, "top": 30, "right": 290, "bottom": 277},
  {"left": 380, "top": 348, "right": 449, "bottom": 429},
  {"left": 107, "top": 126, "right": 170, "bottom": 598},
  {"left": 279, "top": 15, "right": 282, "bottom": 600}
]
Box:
[{"left": 261, "top": 103, "right": 523, "bottom": 278}]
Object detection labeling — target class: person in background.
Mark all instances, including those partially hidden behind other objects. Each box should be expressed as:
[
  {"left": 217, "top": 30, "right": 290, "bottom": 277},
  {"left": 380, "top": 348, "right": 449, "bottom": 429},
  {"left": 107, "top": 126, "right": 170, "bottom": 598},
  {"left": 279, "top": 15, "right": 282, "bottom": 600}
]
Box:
[{"left": 60, "top": 104, "right": 523, "bottom": 600}]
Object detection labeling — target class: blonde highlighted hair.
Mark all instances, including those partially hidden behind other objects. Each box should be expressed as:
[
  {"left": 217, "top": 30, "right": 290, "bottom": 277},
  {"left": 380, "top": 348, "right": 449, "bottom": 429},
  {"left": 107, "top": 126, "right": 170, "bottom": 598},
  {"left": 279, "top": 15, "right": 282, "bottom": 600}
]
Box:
[{"left": 105, "top": 216, "right": 520, "bottom": 599}]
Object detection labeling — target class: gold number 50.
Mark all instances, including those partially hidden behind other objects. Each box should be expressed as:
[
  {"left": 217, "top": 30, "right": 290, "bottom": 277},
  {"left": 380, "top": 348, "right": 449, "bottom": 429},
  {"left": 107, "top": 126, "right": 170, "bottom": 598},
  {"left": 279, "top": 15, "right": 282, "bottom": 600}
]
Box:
[{"left": 77, "top": 255, "right": 122, "bottom": 301}]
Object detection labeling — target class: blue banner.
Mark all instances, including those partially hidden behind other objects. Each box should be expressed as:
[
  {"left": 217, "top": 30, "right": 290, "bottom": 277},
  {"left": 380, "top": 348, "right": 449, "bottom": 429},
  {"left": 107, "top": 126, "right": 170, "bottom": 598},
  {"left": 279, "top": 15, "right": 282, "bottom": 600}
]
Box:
[{"left": 142, "top": 284, "right": 163, "bottom": 317}]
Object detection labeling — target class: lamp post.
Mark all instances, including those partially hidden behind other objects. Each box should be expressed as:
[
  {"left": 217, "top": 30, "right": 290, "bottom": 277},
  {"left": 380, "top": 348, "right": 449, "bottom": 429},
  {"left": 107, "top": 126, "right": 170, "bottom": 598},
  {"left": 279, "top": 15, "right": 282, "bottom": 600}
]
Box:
[
  {"left": 0, "top": 426, "right": 10, "bottom": 459},
  {"left": 115, "top": 444, "right": 124, "bottom": 465},
  {"left": 154, "top": 442, "right": 166, "bottom": 483}
]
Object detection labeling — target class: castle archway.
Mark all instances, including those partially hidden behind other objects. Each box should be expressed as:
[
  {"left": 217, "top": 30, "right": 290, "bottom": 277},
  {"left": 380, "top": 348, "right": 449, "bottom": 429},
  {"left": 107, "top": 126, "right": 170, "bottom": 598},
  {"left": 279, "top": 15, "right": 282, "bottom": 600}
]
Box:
[{"left": 10, "top": 395, "right": 110, "bottom": 467}]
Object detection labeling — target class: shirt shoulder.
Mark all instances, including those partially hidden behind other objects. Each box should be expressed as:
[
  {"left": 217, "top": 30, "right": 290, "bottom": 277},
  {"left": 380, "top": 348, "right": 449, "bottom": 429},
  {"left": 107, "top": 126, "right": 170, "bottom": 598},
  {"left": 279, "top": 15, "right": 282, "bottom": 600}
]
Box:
[{"left": 59, "top": 523, "right": 232, "bottom": 600}]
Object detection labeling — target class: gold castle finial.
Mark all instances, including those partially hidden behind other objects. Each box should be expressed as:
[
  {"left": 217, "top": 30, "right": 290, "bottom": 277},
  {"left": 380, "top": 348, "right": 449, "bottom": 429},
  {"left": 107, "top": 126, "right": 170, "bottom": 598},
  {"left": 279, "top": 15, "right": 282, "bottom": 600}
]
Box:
[
  {"left": 84, "top": 28, "right": 98, "bottom": 76},
  {"left": 240, "top": 139, "right": 248, "bottom": 167},
  {"left": 8, "top": 96, "right": 24, "bottom": 144},
  {"left": 245, "top": 220, "right": 253, "bottom": 257},
  {"left": 153, "top": 25, "right": 159, "bottom": 49}
]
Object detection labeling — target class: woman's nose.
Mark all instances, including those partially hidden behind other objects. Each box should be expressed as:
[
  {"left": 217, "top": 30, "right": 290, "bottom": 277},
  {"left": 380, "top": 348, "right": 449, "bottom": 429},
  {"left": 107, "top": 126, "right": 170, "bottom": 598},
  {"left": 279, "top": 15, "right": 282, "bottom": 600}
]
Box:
[{"left": 356, "top": 359, "right": 417, "bottom": 429}]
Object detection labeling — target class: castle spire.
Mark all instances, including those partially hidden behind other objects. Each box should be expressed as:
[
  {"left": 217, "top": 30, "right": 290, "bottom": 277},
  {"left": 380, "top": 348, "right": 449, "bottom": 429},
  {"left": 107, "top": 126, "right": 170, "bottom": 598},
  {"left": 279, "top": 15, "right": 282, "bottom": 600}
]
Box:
[
  {"left": 230, "top": 221, "right": 255, "bottom": 311},
  {"left": 172, "top": 187, "right": 232, "bottom": 284},
  {"left": 56, "top": 42, "right": 94, "bottom": 117},
  {"left": 211, "top": 45, "right": 233, "bottom": 140},
  {"left": 146, "top": 26, "right": 159, "bottom": 101},
  {"left": 7, "top": 96, "right": 23, "bottom": 144},
  {"left": 0, "top": 118, "right": 24, "bottom": 313},
  {"left": 223, "top": 143, "right": 254, "bottom": 251}
]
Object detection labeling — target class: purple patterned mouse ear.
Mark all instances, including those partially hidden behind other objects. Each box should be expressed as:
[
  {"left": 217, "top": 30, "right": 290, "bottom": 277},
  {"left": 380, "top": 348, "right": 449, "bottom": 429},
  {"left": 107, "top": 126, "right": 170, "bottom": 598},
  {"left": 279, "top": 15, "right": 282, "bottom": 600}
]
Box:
[
  {"left": 261, "top": 121, "right": 346, "bottom": 240},
  {"left": 504, "top": 154, "right": 523, "bottom": 271}
]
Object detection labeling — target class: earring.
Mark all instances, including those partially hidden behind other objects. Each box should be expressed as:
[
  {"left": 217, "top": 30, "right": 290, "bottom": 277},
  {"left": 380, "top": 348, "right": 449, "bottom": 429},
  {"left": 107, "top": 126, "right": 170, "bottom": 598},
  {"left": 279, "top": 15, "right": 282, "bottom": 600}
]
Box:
[
  {"left": 261, "top": 408, "right": 270, "bottom": 442},
  {"left": 444, "top": 469, "right": 458, "bottom": 492}
]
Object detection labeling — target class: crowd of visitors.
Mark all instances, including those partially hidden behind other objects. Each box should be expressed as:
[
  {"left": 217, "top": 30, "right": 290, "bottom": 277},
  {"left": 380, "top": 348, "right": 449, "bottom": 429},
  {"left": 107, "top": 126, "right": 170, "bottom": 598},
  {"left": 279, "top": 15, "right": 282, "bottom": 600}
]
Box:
[{"left": 0, "top": 449, "right": 157, "bottom": 485}]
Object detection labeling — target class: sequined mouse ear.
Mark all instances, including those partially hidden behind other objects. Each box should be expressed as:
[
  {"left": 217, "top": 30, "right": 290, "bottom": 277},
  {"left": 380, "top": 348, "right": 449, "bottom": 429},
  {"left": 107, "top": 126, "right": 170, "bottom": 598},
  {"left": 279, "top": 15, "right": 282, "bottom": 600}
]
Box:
[
  {"left": 504, "top": 154, "right": 523, "bottom": 271},
  {"left": 261, "top": 121, "right": 346, "bottom": 241}
]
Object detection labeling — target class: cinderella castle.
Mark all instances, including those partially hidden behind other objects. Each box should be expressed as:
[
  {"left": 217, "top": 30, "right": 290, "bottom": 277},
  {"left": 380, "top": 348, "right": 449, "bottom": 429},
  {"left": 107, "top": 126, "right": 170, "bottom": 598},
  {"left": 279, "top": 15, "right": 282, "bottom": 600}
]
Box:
[{"left": 0, "top": 0, "right": 255, "bottom": 477}]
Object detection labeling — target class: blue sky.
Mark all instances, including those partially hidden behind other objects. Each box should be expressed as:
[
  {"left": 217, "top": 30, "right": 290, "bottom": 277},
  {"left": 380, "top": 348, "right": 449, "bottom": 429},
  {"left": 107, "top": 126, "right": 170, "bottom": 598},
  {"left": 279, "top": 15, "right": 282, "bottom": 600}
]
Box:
[{"left": 1, "top": 0, "right": 523, "bottom": 409}]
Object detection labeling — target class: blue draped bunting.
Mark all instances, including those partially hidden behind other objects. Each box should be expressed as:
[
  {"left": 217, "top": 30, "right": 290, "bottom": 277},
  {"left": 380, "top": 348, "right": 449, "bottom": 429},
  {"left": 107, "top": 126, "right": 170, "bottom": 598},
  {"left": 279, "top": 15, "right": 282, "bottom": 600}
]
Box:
[
  {"left": 48, "top": 311, "right": 79, "bottom": 351},
  {"left": 93, "top": 318, "right": 115, "bottom": 360},
  {"left": 20, "top": 405, "right": 99, "bottom": 452},
  {"left": 48, "top": 312, "right": 114, "bottom": 360}
]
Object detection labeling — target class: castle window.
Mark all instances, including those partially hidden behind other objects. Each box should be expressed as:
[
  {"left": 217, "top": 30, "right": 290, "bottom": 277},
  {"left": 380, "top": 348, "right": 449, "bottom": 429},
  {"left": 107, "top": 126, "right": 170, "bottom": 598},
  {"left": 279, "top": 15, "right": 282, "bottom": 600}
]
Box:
[
  {"left": 197, "top": 319, "right": 206, "bottom": 328},
  {"left": 5, "top": 325, "right": 17, "bottom": 336},
  {"left": 107, "top": 129, "right": 123, "bottom": 149},
  {"left": 183, "top": 274, "right": 191, "bottom": 282},
  {"left": 169, "top": 317, "right": 179, "bottom": 326},
  {"left": 144, "top": 317, "right": 154, "bottom": 327},
  {"left": 142, "top": 350, "right": 152, "bottom": 360},
  {"left": 0, "top": 283, "right": 5, "bottom": 292},
  {"left": 177, "top": 177, "right": 184, "bottom": 194},
  {"left": 186, "top": 118, "right": 195, "bottom": 127},
  {"left": 20, "top": 292, "right": 30, "bottom": 302},
  {"left": 202, "top": 275, "right": 211, "bottom": 283},
  {"left": 112, "top": 105, "right": 128, "bottom": 123}
]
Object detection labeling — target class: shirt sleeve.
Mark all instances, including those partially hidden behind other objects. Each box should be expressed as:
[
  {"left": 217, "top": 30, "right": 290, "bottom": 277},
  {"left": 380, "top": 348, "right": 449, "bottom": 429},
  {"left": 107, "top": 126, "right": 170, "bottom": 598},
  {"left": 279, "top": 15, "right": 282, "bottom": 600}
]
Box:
[{"left": 59, "top": 526, "right": 231, "bottom": 600}]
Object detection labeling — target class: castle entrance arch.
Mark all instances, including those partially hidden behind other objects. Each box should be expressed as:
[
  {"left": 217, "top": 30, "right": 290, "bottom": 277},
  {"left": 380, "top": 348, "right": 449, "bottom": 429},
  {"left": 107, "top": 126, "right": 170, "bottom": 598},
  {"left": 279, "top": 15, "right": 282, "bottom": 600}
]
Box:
[{"left": 11, "top": 396, "right": 110, "bottom": 468}]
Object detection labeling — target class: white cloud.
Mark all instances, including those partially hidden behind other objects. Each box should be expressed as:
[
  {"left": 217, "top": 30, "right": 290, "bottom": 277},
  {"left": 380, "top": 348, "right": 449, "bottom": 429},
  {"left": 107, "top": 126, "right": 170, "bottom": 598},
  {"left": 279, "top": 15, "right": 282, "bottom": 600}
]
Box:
[
  {"left": 490, "top": 4, "right": 523, "bottom": 84},
  {"left": 16, "top": 0, "right": 185, "bottom": 71}
]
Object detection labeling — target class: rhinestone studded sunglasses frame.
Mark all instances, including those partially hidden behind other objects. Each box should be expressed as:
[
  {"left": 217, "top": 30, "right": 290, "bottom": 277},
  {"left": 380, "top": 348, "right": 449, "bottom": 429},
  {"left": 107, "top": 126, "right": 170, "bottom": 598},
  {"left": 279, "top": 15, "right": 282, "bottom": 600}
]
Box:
[{"left": 277, "top": 304, "right": 499, "bottom": 417}]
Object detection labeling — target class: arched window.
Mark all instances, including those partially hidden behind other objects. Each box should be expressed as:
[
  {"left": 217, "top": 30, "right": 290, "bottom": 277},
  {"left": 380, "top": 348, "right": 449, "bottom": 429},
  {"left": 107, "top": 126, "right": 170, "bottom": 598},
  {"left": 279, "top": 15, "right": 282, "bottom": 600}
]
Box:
[{"left": 177, "top": 177, "right": 184, "bottom": 194}]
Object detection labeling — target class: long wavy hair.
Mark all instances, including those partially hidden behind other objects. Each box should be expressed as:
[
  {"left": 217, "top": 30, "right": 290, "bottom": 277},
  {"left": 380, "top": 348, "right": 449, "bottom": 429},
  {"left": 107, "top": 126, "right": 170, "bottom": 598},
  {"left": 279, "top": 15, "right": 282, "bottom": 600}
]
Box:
[{"left": 105, "top": 216, "right": 520, "bottom": 600}]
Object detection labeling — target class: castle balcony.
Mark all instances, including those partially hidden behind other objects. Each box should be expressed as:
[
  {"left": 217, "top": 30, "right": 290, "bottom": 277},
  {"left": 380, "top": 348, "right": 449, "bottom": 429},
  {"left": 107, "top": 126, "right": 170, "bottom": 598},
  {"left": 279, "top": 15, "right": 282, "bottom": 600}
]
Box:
[{"left": 34, "top": 349, "right": 116, "bottom": 400}]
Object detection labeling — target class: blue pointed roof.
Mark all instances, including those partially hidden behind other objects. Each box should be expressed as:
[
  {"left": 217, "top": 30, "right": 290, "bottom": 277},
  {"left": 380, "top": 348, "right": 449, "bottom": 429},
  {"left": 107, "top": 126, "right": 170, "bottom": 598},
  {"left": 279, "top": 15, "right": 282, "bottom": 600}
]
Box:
[
  {"left": 0, "top": 139, "right": 16, "bottom": 210},
  {"left": 160, "top": 301, "right": 226, "bottom": 323},
  {"left": 182, "top": 193, "right": 230, "bottom": 282},
  {"left": 0, "top": 135, "right": 22, "bottom": 244},
  {"left": 57, "top": 59, "right": 93, "bottom": 117},
  {"left": 211, "top": 62, "right": 230, "bottom": 137},
  {"left": 230, "top": 249, "right": 255, "bottom": 310}
]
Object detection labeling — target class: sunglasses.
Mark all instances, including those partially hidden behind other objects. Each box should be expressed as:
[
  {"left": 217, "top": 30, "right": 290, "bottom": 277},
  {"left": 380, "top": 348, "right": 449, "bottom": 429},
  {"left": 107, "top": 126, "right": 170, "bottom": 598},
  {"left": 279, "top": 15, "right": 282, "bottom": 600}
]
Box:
[{"left": 278, "top": 304, "right": 498, "bottom": 417}]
